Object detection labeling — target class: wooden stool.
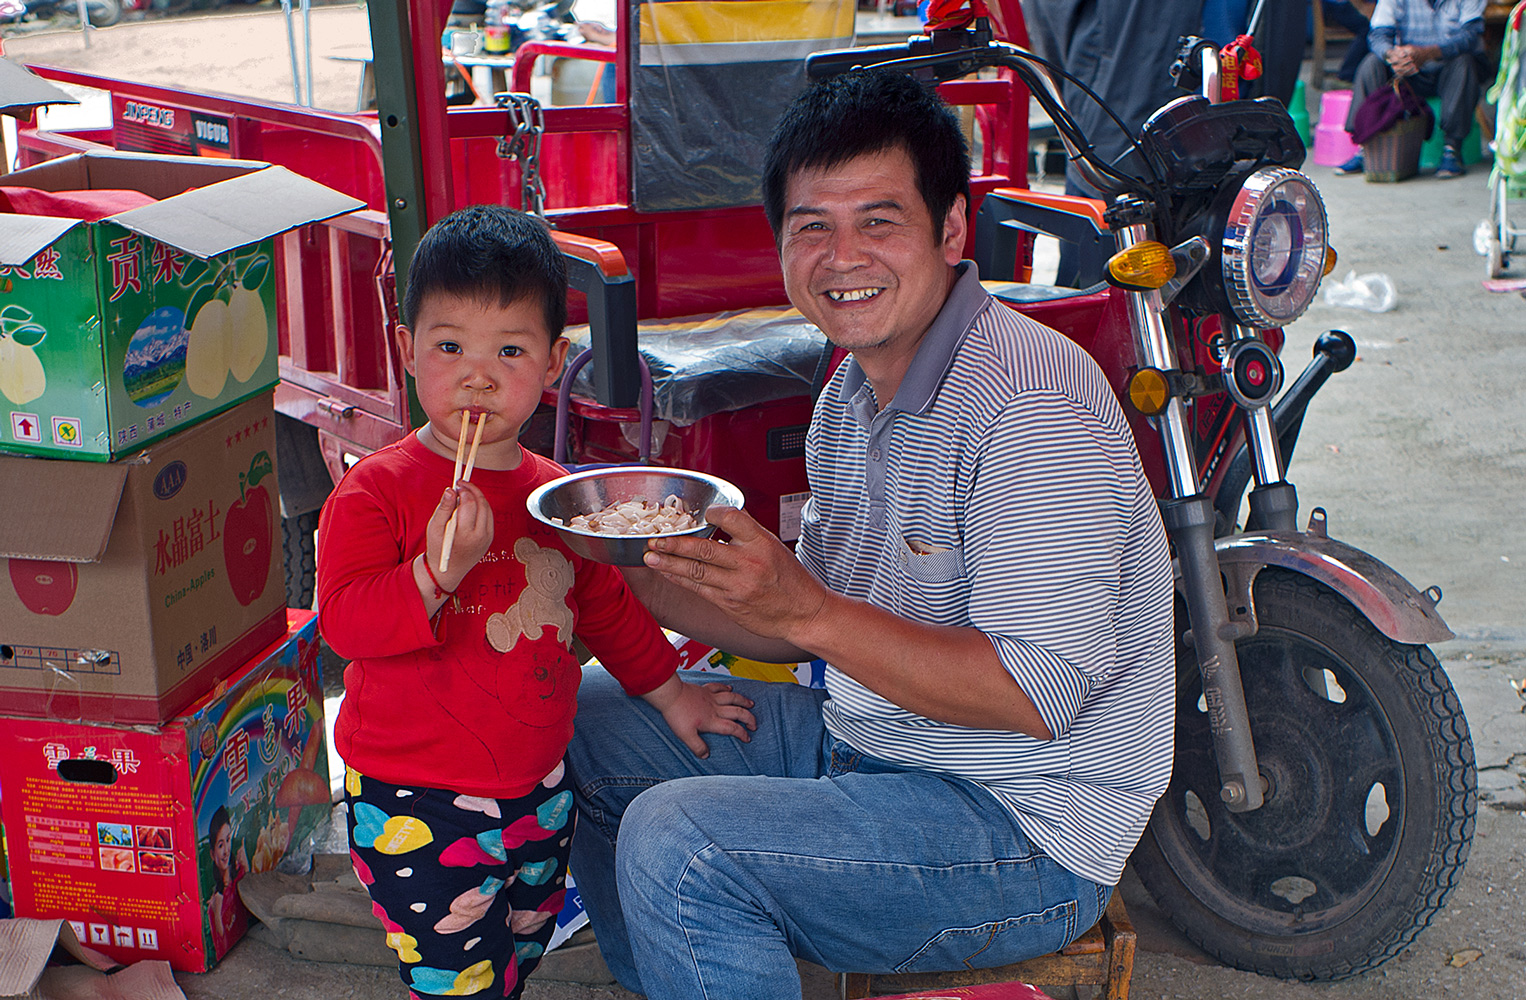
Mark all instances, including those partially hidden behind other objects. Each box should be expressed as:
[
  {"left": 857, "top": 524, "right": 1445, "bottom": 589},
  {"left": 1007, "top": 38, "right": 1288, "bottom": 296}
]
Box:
[{"left": 839, "top": 892, "right": 1135, "bottom": 1000}]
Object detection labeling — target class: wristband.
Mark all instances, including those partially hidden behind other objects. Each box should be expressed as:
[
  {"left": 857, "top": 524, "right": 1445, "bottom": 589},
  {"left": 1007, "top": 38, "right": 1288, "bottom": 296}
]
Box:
[{"left": 419, "top": 554, "right": 456, "bottom": 600}]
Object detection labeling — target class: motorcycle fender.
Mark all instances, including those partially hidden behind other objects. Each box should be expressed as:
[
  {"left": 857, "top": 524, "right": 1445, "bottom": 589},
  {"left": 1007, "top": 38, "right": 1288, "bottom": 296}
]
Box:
[{"left": 1212, "top": 530, "right": 1453, "bottom": 645}]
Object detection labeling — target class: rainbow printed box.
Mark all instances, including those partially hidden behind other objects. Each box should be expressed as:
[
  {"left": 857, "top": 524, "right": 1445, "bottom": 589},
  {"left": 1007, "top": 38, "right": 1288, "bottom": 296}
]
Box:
[
  {"left": 0, "top": 610, "right": 329, "bottom": 972},
  {"left": 669, "top": 632, "right": 826, "bottom": 687}
]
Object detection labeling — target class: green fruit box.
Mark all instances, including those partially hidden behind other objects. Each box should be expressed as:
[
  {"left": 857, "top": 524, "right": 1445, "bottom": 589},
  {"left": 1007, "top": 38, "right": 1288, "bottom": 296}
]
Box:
[
  {"left": 0, "top": 393, "right": 286, "bottom": 725},
  {"left": 0, "top": 609, "right": 330, "bottom": 973},
  {"left": 0, "top": 150, "right": 364, "bottom": 461}
]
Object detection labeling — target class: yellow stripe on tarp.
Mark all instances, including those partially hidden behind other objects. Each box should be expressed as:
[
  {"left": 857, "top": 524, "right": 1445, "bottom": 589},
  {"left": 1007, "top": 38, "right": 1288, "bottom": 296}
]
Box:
[
  {"left": 637, "top": 37, "right": 852, "bottom": 66},
  {"left": 638, "top": 0, "right": 856, "bottom": 46}
]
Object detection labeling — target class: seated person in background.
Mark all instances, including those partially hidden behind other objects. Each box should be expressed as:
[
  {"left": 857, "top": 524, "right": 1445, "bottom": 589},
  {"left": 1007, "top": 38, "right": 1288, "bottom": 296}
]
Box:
[{"left": 1337, "top": 0, "right": 1485, "bottom": 178}]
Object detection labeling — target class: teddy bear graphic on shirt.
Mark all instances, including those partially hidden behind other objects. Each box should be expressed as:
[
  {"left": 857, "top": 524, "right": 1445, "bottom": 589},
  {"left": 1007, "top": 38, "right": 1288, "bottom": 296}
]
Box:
[{"left": 485, "top": 537, "right": 575, "bottom": 653}]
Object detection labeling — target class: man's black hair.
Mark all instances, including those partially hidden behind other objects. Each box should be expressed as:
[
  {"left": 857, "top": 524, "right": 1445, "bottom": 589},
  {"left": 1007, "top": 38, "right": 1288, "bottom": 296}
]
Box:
[
  {"left": 761, "top": 69, "right": 971, "bottom": 244},
  {"left": 402, "top": 204, "right": 568, "bottom": 338}
]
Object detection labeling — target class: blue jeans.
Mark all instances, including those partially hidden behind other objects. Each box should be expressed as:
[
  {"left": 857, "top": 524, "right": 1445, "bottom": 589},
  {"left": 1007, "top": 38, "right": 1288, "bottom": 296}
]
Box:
[{"left": 566, "top": 669, "right": 1109, "bottom": 1000}]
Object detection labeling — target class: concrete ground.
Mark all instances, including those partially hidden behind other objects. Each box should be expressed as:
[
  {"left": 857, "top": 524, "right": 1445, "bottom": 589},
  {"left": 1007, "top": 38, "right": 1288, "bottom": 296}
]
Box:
[{"left": 5, "top": 9, "right": 1524, "bottom": 999}]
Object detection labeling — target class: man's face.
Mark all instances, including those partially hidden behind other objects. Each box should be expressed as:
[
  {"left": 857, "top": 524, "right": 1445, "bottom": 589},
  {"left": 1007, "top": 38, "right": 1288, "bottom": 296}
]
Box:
[{"left": 779, "top": 146, "right": 965, "bottom": 362}]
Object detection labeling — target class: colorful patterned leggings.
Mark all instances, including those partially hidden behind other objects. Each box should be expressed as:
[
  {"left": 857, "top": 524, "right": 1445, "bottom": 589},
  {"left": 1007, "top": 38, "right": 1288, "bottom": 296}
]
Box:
[{"left": 345, "top": 763, "right": 573, "bottom": 999}]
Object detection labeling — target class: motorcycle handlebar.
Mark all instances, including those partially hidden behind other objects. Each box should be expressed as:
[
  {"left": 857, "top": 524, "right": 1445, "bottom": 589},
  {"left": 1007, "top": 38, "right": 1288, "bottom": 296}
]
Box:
[
  {"left": 804, "top": 42, "right": 929, "bottom": 78},
  {"left": 806, "top": 38, "right": 1152, "bottom": 199}
]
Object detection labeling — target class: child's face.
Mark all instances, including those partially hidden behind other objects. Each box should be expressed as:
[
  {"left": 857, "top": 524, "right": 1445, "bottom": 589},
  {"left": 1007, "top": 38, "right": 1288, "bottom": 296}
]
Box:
[{"left": 399, "top": 291, "right": 569, "bottom": 469}]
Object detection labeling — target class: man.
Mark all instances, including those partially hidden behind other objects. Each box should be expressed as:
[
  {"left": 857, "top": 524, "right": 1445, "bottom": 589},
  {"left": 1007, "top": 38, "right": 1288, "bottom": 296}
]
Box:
[
  {"left": 1337, "top": 0, "right": 1486, "bottom": 179},
  {"left": 565, "top": 69, "right": 1174, "bottom": 1000}
]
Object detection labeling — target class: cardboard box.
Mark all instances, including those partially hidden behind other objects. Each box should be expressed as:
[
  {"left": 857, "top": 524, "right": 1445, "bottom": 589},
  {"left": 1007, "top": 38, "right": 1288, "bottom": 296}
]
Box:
[
  {"left": 0, "top": 150, "right": 364, "bottom": 460},
  {"left": 0, "top": 610, "right": 331, "bottom": 973},
  {"left": 0, "top": 393, "right": 285, "bottom": 724},
  {"left": 670, "top": 633, "right": 826, "bottom": 688}
]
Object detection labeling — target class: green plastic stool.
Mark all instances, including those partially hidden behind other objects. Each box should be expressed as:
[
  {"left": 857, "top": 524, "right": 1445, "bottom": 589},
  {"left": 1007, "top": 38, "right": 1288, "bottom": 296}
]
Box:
[
  {"left": 1419, "top": 96, "right": 1484, "bottom": 171},
  {"left": 1289, "top": 79, "right": 1312, "bottom": 148}
]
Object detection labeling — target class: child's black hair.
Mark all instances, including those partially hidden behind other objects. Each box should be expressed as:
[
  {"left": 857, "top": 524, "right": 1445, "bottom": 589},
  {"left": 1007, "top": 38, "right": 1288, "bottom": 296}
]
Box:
[
  {"left": 401, "top": 205, "right": 568, "bottom": 338},
  {"left": 761, "top": 68, "right": 970, "bottom": 245}
]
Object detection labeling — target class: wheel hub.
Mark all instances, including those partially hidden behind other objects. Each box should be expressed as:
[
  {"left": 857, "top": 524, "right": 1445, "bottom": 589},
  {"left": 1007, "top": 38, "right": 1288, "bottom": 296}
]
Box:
[{"left": 1158, "top": 627, "right": 1405, "bottom": 933}]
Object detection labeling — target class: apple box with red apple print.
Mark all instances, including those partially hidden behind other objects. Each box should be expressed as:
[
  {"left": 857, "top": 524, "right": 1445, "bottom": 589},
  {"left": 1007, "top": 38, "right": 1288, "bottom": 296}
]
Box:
[
  {"left": 0, "top": 609, "right": 330, "bottom": 972},
  {"left": 0, "top": 393, "right": 285, "bottom": 724}
]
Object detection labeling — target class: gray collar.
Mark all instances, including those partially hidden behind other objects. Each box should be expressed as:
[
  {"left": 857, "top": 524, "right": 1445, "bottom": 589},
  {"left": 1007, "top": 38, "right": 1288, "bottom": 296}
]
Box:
[{"left": 838, "top": 260, "right": 988, "bottom": 416}]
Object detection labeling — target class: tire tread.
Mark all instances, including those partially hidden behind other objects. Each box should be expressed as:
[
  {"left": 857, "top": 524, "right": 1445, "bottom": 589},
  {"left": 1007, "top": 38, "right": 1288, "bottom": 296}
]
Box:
[{"left": 1135, "top": 570, "right": 1476, "bottom": 981}]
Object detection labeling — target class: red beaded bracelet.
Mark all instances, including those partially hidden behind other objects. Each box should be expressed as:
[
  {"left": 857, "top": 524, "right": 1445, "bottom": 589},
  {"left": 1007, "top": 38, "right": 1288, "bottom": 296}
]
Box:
[{"left": 419, "top": 554, "right": 456, "bottom": 601}]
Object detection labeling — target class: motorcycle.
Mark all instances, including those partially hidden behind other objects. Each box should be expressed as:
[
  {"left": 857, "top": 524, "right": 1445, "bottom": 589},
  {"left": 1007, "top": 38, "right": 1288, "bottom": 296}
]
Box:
[{"left": 804, "top": 16, "right": 1476, "bottom": 982}]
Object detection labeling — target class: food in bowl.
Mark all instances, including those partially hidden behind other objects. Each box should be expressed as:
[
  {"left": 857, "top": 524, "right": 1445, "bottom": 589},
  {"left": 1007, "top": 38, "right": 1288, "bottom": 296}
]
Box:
[
  {"left": 528, "top": 467, "right": 744, "bottom": 566},
  {"left": 557, "top": 495, "right": 700, "bottom": 535}
]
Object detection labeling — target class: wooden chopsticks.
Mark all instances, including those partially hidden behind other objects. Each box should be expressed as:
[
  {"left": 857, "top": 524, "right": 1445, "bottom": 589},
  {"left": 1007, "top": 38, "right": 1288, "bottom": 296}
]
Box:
[{"left": 439, "top": 411, "right": 486, "bottom": 574}]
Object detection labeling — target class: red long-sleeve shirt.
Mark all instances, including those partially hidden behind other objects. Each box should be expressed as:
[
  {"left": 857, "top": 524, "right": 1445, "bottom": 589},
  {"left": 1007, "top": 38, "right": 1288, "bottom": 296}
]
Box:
[{"left": 317, "top": 432, "right": 677, "bottom": 798}]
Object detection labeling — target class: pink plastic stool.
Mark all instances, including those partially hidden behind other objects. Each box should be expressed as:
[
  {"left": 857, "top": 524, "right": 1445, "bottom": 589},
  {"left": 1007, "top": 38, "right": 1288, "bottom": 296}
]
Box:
[{"left": 1312, "top": 89, "right": 1360, "bottom": 166}]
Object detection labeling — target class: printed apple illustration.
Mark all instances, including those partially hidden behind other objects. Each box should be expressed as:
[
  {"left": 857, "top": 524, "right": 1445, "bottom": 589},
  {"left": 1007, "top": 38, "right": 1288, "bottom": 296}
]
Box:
[
  {"left": 227, "top": 282, "right": 269, "bottom": 384},
  {"left": 224, "top": 451, "right": 275, "bottom": 606},
  {"left": 0, "top": 306, "right": 48, "bottom": 406},
  {"left": 9, "top": 558, "right": 78, "bottom": 615},
  {"left": 185, "top": 297, "right": 230, "bottom": 399}
]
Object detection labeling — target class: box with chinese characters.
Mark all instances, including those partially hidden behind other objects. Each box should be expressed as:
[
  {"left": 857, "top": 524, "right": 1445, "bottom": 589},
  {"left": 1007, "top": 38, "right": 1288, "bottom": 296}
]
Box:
[
  {"left": 0, "top": 609, "right": 330, "bottom": 972},
  {"left": 669, "top": 632, "right": 827, "bottom": 688},
  {"left": 0, "top": 150, "right": 363, "bottom": 460},
  {"left": 0, "top": 393, "right": 284, "bottom": 724}
]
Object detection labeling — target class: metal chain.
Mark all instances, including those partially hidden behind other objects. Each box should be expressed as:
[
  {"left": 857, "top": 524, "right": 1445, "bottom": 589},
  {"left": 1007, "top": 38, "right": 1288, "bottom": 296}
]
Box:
[{"left": 495, "top": 92, "right": 547, "bottom": 219}]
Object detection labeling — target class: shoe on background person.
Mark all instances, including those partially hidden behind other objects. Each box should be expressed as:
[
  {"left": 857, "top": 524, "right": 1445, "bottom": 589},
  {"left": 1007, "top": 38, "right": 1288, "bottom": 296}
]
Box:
[
  {"left": 1335, "top": 153, "right": 1365, "bottom": 175},
  {"left": 1435, "top": 146, "right": 1465, "bottom": 179}
]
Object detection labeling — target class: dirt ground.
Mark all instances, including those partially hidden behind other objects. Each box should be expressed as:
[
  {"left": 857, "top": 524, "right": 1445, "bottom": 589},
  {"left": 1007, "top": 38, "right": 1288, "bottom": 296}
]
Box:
[
  {"left": 3, "top": 9, "right": 1524, "bottom": 1000},
  {"left": 4, "top": 2, "right": 379, "bottom": 114}
]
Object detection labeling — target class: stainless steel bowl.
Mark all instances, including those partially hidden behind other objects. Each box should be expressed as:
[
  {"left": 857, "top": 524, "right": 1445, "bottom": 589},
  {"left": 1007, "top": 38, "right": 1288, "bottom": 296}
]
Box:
[{"left": 527, "top": 466, "right": 745, "bottom": 566}]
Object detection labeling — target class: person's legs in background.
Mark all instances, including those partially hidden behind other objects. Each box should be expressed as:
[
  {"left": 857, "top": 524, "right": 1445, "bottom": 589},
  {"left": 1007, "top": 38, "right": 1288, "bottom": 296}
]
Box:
[
  {"left": 1433, "top": 53, "right": 1482, "bottom": 177},
  {"left": 1025, "top": 0, "right": 1199, "bottom": 283},
  {"left": 1246, "top": 0, "right": 1306, "bottom": 107}
]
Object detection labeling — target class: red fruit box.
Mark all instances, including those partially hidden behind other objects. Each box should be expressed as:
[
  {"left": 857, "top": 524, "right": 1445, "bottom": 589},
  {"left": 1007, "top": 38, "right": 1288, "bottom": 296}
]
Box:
[
  {"left": 0, "top": 609, "right": 330, "bottom": 972},
  {"left": 0, "top": 392, "right": 284, "bottom": 724}
]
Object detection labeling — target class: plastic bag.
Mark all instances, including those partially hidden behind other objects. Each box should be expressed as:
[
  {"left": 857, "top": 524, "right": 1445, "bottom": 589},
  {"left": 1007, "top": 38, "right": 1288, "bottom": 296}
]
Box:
[
  {"left": 1474, "top": 218, "right": 1495, "bottom": 256},
  {"left": 1323, "top": 269, "right": 1398, "bottom": 312}
]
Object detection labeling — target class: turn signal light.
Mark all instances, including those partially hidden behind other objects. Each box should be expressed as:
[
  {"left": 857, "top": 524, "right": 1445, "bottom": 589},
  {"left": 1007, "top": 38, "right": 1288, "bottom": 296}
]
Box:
[
  {"left": 1127, "top": 368, "right": 1171, "bottom": 416},
  {"left": 1323, "top": 245, "right": 1338, "bottom": 276},
  {"left": 1106, "top": 242, "right": 1176, "bottom": 291}
]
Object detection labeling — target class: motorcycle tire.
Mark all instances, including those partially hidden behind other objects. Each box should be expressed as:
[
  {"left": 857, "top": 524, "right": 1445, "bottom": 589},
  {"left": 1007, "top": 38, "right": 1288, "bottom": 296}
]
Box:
[
  {"left": 282, "top": 509, "right": 318, "bottom": 610},
  {"left": 1132, "top": 568, "right": 1476, "bottom": 981}
]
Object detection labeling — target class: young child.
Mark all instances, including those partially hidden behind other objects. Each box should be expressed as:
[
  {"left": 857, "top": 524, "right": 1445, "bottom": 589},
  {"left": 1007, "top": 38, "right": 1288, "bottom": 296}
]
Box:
[{"left": 316, "top": 205, "right": 754, "bottom": 999}]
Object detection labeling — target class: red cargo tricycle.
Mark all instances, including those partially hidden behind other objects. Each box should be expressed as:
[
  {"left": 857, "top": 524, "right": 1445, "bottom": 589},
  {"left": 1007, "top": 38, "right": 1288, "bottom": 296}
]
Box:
[{"left": 11, "top": 0, "right": 1473, "bottom": 980}]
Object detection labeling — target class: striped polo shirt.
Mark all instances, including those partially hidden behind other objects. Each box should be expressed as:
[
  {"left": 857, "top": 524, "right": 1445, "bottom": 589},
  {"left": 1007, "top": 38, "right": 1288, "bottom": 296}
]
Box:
[{"left": 796, "top": 262, "right": 1175, "bottom": 887}]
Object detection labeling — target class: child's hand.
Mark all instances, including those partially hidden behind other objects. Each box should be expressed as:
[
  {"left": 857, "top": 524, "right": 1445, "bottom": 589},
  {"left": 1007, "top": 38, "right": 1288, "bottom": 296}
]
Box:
[
  {"left": 427, "top": 483, "right": 495, "bottom": 591},
  {"left": 640, "top": 674, "right": 757, "bottom": 758}
]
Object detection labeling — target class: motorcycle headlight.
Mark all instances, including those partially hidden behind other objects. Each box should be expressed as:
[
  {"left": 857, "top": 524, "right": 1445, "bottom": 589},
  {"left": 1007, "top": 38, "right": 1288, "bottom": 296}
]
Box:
[{"left": 1222, "top": 167, "right": 1328, "bottom": 328}]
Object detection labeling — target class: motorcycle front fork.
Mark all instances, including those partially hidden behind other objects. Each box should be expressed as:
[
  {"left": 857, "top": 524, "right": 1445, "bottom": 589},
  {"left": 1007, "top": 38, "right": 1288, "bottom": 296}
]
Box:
[{"left": 1117, "top": 222, "right": 1297, "bottom": 813}]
